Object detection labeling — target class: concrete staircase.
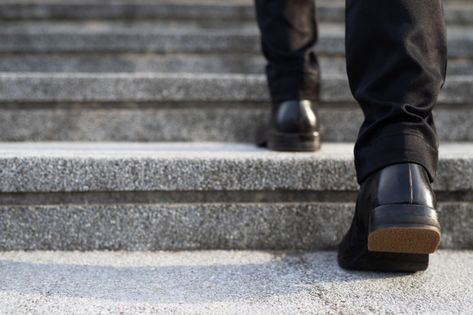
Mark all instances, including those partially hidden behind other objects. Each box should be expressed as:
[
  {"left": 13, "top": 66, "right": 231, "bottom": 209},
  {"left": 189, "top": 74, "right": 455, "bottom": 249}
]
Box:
[
  {"left": 0, "top": 0, "right": 472, "bottom": 313},
  {"left": 0, "top": 0, "right": 472, "bottom": 142}
]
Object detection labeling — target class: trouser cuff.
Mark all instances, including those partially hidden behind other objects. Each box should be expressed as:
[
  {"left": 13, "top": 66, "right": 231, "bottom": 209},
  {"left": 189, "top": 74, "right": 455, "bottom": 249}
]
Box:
[{"left": 354, "top": 133, "right": 439, "bottom": 185}]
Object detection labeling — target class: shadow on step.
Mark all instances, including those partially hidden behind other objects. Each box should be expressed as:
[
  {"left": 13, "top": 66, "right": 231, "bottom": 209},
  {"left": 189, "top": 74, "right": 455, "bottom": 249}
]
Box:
[{"left": 0, "top": 251, "right": 411, "bottom": 304}]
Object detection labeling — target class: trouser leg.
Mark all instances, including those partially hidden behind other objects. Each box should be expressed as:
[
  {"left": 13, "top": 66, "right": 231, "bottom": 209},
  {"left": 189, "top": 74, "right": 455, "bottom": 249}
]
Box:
[
  {"left": 346, "top": 0, "right": 448, "bottom": 185},
  {"left": 254, "top": 0, "right": 320, "bottom": 105}
]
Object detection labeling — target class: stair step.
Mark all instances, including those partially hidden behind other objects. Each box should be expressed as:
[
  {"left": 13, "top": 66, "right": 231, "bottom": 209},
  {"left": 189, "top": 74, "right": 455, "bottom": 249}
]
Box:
[
  {"left": 2, "top": 104, "right": 473, "bottom": 143},
  {"left": 0, "top": 21, "right": 472, "bottom": 58},
  {"left": 0, "top": 250, "right": 471, "bottom": 314},
  {"left": 0, "top": 72, "right": 470, "bottom": 104},
  {"left": 0, "top": 142, "right": 472, "bottom": 250},
  {"left": 1, "top": 141, "right": 471, "bottom": 192},
  {"left": 0, "top": 52, "right": 267, "bottom": 74},
  {"left": 0, "top": 54, "right": 471, "bottom": 75},
  {"left": 0, "top": 21, "right": 337, "bottom": 54},
  {"left": 0, "top": 73, "right": 471, "bottom": 142},
  {"left": 0, "top": 0, "right": 471, "bottom": 26}
]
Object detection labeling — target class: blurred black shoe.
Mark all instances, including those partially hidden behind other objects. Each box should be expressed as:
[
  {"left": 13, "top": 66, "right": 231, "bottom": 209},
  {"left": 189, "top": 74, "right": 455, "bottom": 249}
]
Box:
[{"left": 265, "top": 99, "right": 321, "bottom": 152}]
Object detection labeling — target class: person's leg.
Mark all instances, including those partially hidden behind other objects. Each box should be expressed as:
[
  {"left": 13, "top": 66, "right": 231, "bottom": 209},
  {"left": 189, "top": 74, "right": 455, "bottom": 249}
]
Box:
[
  {"left": 254, "top": 0, "right": 321, "bottom": 151},
  {"left": 339, "top": 0, "right": 447, "bottom": 272},
  {"left": 255, "top": 0, "right": 320, "bottom": 104},
  {"left": 346, "top": 0, "right": 447, "bottom": 185}
]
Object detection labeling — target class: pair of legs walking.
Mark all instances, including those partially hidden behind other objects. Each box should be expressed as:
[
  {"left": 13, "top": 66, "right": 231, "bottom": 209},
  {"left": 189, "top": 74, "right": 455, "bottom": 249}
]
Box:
[{"left": 255, "top": 0, "right": 447, "bottom": 271}]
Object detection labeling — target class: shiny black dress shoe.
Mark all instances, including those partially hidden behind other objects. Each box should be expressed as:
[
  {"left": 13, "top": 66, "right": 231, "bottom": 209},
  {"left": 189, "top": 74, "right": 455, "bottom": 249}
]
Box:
[
  {"left": 266, "top": 99, "right": 321, "bottom": 152},
  {"left": 338, "top": 162, "right": 441, "bottom": 272}
]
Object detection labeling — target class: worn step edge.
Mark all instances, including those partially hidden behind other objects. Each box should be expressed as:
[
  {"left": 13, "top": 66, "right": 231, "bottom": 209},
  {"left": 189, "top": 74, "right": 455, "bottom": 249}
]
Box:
[{"left": 0, "top": 142, "right": 472, "bottom": 192}]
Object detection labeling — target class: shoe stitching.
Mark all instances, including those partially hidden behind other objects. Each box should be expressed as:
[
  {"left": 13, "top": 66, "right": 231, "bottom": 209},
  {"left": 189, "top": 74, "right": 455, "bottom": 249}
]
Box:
[{"left": 408, "top": 164, "right": 413, "bottom": 204}]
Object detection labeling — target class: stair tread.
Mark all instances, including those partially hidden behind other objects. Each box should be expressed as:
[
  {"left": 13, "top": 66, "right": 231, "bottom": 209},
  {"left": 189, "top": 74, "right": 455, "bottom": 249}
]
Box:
[
  {"left": 1, "top": 142, "right": 473, "bottom": 192},
  {"left": 0, "top": 250, "right": 471, "bottom": 314},
  {"left": 2, "top": 21, "right": 472, "bottom": 35},
  {"left": 1, "top": 140, "right": 472, "bottom": 155},
  {"left": 0, "top": 23, "right": 470, "bottom": 58}
]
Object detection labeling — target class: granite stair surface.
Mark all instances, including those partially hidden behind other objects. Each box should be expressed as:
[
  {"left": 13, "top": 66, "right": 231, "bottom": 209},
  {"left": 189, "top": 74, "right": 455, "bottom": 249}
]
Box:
[
  {"left": 1, "top": 72, "right": 473, "bottom": 142},
  {"left": 0, "top": 0, "right": 472, "bottom": 142},
  {"left": 0, "top": 142, "right": 472, "bottom": 251},
  {"left": 0, "top": 1, "right": 473, "bottom": 313},
  {"left": 0, "top": 250, "right": 472, "bottom": 314}
]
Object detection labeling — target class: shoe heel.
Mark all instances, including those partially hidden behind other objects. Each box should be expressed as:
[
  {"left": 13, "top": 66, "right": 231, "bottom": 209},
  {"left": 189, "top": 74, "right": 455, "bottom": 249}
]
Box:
[
  {"left": 267, "top": 130, "right": 321, "bottom": 152},
  {"left": 368, "top": 204, "right": 441, "bottom": 254}
]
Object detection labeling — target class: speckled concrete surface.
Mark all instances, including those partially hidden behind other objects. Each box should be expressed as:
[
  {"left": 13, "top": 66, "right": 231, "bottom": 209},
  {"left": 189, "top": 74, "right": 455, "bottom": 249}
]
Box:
[
  {"left": 0, "top": 22, "right": 339, "bottom": 55},
  {"left": 0, "top": 73, "right": 471, "bottom": 104},
  {"left": 1, "top": 103, "right": 473, "bottom": 143},
  {"left": 0, "top": 202, "right": 471, "bottom": 250},
  {"left": 0, "top": 143, "right": 472, "bottom": 250},
  {"left": 0, "top": 53, "right": 470, "bottom": 76},
  {"left": 1, "top": 142, "right": 473, "bottom": 192},
  {"left": 0, "top": 0, "right": 471, "bottom": 26},
  {"left": 0, "top": 20, "right": 471, "bottom": 58},
  {"left": 0, "top": 250, "right": 471, "bottom": 314}
]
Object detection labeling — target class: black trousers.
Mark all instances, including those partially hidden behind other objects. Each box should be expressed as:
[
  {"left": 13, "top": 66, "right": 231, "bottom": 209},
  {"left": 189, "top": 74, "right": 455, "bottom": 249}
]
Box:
[{"left": 255, "top": 0, "right": 447, "bottom": 185}]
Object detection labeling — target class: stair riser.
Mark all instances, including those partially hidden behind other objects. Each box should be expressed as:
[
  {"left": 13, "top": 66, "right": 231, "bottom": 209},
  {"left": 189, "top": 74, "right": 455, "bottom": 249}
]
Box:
[
  {"left": 0, "top": 202, "right": 469, "bottom": 250},
  {"left": 1, "top": 33, "right": 472, "bottom": 58},
  {"left": 0, "top": 54, "right": 471, "bottom": 75},
  {"left": 0, "top": 74, "right": 471, "bottom": 104},
  {"left": 0, "top": 2, "right": 471, "bottom": 26},
  {"left": 0, "top": 54, "right": 267, "bottom": 74},
  {"left": 0, "top": 3, "right": 256, "bottom": 22},
  {"left": 1, "top": 106, "right": 472, "bottom": 142}
]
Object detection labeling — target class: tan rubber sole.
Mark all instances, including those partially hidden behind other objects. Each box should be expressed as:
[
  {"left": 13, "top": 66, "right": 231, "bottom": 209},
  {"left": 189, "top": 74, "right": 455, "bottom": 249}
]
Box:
[{"left": 368, "top": 226, "right": 441, "bottom": 254}]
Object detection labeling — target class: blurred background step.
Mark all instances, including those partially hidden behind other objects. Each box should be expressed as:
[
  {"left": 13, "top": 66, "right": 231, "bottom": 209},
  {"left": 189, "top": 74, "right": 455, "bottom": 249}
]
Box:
[
  {"left": 0, "top": 22, "right": 472, "bottom": 58},
  {"left": 1, "top": 72, "right": 471, "bottom": 104},
  {"left": 0, "top": 73, "right": 471, "bottom": 142},
  {"left": 0, "top": 0, "right": 471, "bottom": 143},
  {"left": 0, "top": 0, "right": 471, "bottom": 26},
  {"left": 1, "top": 54, "right": 473, "bottom": 75},
  {"left": 0, "top": 250, "right": 472, "bottom": 314},
  {"left": 0, "top": 142, "right": 472, "bottom": 250}
]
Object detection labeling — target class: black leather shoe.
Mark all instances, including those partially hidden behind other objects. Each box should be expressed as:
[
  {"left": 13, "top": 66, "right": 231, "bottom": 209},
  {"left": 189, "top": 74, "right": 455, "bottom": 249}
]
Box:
[
  {"left": 266, "top": 100, "right": 321, "bottom": 152},
  {"left": 338, "top": 162, "right": 441, "bottom": 272}
]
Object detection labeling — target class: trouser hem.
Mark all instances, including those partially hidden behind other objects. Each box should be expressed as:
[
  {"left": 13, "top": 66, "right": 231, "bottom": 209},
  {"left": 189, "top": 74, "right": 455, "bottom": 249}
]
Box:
[{"left": 354, "top": 133, "right": 438, "bottom": 185}]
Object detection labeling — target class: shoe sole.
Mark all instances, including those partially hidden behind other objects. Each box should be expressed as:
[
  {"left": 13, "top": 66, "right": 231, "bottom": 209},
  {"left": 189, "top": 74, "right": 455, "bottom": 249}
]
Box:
[
  {"left": 368, "top": 226, "right": 441, "bottom": 254},
  {"left": 267, "top": 130, "right": 321, "bottom": 152},
  {"left": 368, "top": 204, "right": 441, "bottom": 254}
]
